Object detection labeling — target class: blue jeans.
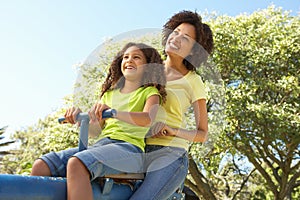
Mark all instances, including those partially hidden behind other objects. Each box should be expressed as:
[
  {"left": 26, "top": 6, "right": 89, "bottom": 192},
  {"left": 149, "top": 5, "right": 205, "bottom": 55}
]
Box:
[
  {"left": 40, "top": 137, "right": 143, "bottom": 181},
  {"left": 130, "top": 145, "right": 188, "bottom": 200}
]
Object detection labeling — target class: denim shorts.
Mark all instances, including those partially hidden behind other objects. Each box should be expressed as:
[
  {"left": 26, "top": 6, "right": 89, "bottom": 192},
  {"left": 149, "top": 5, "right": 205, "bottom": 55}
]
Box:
[{"left": 40, "top": 137, "right": 143, "bottom": 181}]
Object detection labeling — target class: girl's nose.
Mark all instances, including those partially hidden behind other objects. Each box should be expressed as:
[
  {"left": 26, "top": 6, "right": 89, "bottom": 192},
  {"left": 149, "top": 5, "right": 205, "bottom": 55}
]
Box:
[{"left": 126, "top": 56, "right": 133, "bottom": 63}]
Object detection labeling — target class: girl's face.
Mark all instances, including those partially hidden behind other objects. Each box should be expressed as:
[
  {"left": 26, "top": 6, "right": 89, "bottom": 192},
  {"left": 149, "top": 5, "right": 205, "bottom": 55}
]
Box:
[
  {"left": 165, "top": 23, "right": 196, "bottom": 58},
  {"left": 121, "top": 46, "right": 147, "bottom": 81}
]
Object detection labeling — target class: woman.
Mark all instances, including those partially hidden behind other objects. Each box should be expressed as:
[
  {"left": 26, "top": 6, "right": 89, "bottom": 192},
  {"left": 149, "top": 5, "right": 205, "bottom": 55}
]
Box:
[{"left": 129, "top": 10, "right": 214, "bottom": 200}]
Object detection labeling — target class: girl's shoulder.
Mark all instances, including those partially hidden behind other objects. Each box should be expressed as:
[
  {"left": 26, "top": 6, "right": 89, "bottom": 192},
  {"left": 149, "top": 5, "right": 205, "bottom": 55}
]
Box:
[{"left": 139, "top": 86, "right": 159, "bottom": 94}]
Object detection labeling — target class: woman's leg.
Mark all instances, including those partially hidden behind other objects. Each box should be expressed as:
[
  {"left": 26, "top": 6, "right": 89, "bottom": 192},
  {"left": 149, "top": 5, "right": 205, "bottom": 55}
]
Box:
[
  {"left": 67, "top": 157, "right": 93, "bottom": 200},
  {"left": 130, "top": 147, "right": 188, "bottom": 200}
]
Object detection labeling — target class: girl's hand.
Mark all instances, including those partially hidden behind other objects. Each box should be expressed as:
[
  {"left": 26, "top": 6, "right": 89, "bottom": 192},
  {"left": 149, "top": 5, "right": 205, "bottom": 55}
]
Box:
[
  {"left": 88, "top": 103, "right": 110, "bottom": 123},
  {"left": 64, "top": 107, "right": 82, "bottom": 124}
]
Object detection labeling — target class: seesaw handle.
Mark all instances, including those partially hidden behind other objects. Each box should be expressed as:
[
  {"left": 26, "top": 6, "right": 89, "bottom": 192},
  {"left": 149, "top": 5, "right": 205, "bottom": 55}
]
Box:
[
  {"left": 57, "top": 109, "right": 117, "bottom": 151},
  {"left": 58, "top": 109, "right": 117, "bottom": 124}
]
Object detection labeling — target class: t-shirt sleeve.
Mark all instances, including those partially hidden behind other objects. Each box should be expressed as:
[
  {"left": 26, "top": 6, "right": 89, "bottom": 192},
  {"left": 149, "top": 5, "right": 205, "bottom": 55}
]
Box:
[
  {"left": 143, "top": 87, "right": 161, "bottom": 102},
  {"left": 190, "top": 74, "right": 207, "bottom": 103}
]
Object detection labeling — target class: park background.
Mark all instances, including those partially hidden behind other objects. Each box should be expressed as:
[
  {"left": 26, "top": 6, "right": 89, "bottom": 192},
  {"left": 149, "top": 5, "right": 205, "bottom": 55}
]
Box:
[{"left": 0, "top": 1, "right": 299, "bottom": 199}]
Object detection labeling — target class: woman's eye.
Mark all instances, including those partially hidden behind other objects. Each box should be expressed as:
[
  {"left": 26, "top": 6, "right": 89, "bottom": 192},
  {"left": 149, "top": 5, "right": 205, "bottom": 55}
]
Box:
[{"left": 183, "top": 36, "right": 189, "bottom": 41}]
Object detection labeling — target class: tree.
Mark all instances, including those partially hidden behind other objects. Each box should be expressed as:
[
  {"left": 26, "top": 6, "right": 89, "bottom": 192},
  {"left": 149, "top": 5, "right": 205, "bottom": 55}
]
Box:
[
  {"left": 184, "top": 6, "right": 299, "bottom": 200},
  {"left": 212, "top": 5, "right": 300, "bottom": 200},
  {"left": 0, "top": 126, "right": 16, "bottom": 171}
]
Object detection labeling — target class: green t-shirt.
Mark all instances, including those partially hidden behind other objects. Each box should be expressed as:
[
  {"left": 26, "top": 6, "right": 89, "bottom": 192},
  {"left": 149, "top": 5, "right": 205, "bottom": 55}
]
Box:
[
  {"left": 146, "top": 71, "right": 206, "bottom": 150},
  {"left": 99, "top": 86, "right": 160, "bottom": 151}
]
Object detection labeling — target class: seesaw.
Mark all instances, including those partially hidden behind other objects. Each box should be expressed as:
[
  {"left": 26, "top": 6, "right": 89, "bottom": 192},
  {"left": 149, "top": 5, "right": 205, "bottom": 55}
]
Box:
[{"left": 0, "top": 110, "right": 185, "bottom": 200}]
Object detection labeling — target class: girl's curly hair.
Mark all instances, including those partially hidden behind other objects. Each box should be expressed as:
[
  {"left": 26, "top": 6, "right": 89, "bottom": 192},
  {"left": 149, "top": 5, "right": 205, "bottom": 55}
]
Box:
[
  {"left": 100, "top": 42, "right": 167, "bottom": 103},
  {"left": 162, "top": 10, "right": 214, "bottom": 71}
]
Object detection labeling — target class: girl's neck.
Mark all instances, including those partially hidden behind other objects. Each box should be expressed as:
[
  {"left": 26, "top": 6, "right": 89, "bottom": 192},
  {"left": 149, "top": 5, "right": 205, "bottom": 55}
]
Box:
[{"left": 120, "top": 80, "right": 141, "bottom": 93}]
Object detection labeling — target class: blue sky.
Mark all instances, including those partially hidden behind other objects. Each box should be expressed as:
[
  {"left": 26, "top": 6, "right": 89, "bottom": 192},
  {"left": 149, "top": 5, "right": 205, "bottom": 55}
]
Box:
[{"left": 0, "top": 0, "right": 299, "bottom": 135}]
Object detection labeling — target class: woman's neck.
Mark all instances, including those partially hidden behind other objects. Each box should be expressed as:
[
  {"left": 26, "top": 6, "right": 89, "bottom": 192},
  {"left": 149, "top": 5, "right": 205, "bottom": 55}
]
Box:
[{"left": 165, "top": 57, "right": 189, "bottom": 81}]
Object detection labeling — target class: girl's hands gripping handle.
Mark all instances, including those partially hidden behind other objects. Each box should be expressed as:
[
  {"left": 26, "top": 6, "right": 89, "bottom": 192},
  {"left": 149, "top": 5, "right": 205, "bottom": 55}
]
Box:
[{"left": 58, "top": 109, "right": 117, "bottom": 124}]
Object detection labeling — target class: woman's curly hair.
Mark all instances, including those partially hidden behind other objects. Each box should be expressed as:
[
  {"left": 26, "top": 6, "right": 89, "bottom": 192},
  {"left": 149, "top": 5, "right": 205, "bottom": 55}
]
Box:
[
  {"left": 162, "top": 10, "right": 214, "bottom": 71},
  {"left": 100, "top": 42, "right": 167, "bottom": 103}
]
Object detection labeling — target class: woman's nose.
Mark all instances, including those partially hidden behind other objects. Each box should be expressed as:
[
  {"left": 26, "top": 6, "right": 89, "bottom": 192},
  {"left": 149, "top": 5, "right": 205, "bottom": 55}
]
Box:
[{"left": 173, "top": 34, "right": 182, "bottom": 42}]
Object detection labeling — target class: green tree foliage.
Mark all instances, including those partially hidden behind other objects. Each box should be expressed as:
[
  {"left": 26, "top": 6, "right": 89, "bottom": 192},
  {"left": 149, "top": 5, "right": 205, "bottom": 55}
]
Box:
[
  {"left": 212, "top": 5, "right": 299, "bottom": 200},
  {"left": 0, "top": 126, "right": 14, "bottom": 148},
  {"left": 0, "top": 126, "right": 16, "bottom": 169}
]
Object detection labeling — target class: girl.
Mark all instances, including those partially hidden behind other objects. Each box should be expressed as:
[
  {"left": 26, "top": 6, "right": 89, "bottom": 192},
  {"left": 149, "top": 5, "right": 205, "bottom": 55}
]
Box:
[{"left": 30, "top": 42, "right": 167, "bottom": 200}]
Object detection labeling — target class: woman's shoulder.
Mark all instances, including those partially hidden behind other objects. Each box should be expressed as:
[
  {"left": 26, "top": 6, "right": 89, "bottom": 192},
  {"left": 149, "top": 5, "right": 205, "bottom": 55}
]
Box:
[{"left": 186, "top": 71, "right": 204, "bottom": 83}]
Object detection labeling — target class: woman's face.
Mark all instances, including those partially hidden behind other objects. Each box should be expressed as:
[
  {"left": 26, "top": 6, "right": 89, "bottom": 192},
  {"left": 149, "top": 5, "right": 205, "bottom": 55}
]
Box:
[
  {"left": 121, "top": 45, "right": 147, "bottom": 81},
  {"left": 165, "top": 23, "right": 196, "bottom": 58}
]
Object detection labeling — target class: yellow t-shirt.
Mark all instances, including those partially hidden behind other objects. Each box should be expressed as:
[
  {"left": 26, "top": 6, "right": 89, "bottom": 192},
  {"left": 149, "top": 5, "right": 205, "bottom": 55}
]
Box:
[
  {"left": 146, "top": 71, "right": 206, "bottom": 150},
  {"left": 99, "top": 86, "right": 160, "bottom": 151}
]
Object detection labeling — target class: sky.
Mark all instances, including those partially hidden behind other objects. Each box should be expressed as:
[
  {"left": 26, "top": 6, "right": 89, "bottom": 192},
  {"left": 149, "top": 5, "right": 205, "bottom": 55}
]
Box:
[{"left": 0, "top": 0, "right": 299, "bottom": 136}]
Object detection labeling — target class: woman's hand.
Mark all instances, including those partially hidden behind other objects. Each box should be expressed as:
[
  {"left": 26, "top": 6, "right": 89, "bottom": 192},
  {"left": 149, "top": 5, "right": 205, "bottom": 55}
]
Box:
[
  {"left": 146, "top": 122, "right": 176, "bottom": 138},
  {"left": 88, "top": 103, "right": 110, "bottom": 123},
  {"left": 64, "top": 107, "right": 82, "bottom": 124}
]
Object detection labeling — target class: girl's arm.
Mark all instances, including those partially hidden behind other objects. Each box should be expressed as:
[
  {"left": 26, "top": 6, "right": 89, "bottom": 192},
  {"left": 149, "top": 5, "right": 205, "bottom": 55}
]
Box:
[
  {"left": 114, "top": 95, "right": 160, "bottom": 127},
  {"left": 89, "top": 95, "right": 160, "bottom": 127},
  {"left": 150, "top": 99, "right": 208, "bottom": 143}
]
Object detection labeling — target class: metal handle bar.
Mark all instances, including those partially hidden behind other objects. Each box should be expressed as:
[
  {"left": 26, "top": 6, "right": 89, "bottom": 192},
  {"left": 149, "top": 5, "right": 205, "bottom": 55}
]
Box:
[
  {"left": 58, "top": 109, "right": 115, "bottom": 124},
  {"left": 58, "top": 109, "right": 116, "bottom": 151}
]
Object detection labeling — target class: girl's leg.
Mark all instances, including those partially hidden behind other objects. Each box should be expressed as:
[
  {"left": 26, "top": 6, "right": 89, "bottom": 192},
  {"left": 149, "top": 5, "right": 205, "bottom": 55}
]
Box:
[
  {"left": 75, "top": 139, "right": 144, "bottom": 179},
  {"left": 30, "top": 147, "right": 79, "bottom": 177},
  {"left": 31, "top": 159, "right": 51, "bottom": 176},
  {"left": 67, "top": 157, "right": 93, "bottom": 200},
  {"left": 67, "top": 139, "right": 143, "bottom": 200}
]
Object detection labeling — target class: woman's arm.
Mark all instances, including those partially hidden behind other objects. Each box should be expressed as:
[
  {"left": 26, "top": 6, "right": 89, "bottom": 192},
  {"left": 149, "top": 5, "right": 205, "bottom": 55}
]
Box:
[{"left": 150, "top": 99, "right": 208, "bottom": 143}]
